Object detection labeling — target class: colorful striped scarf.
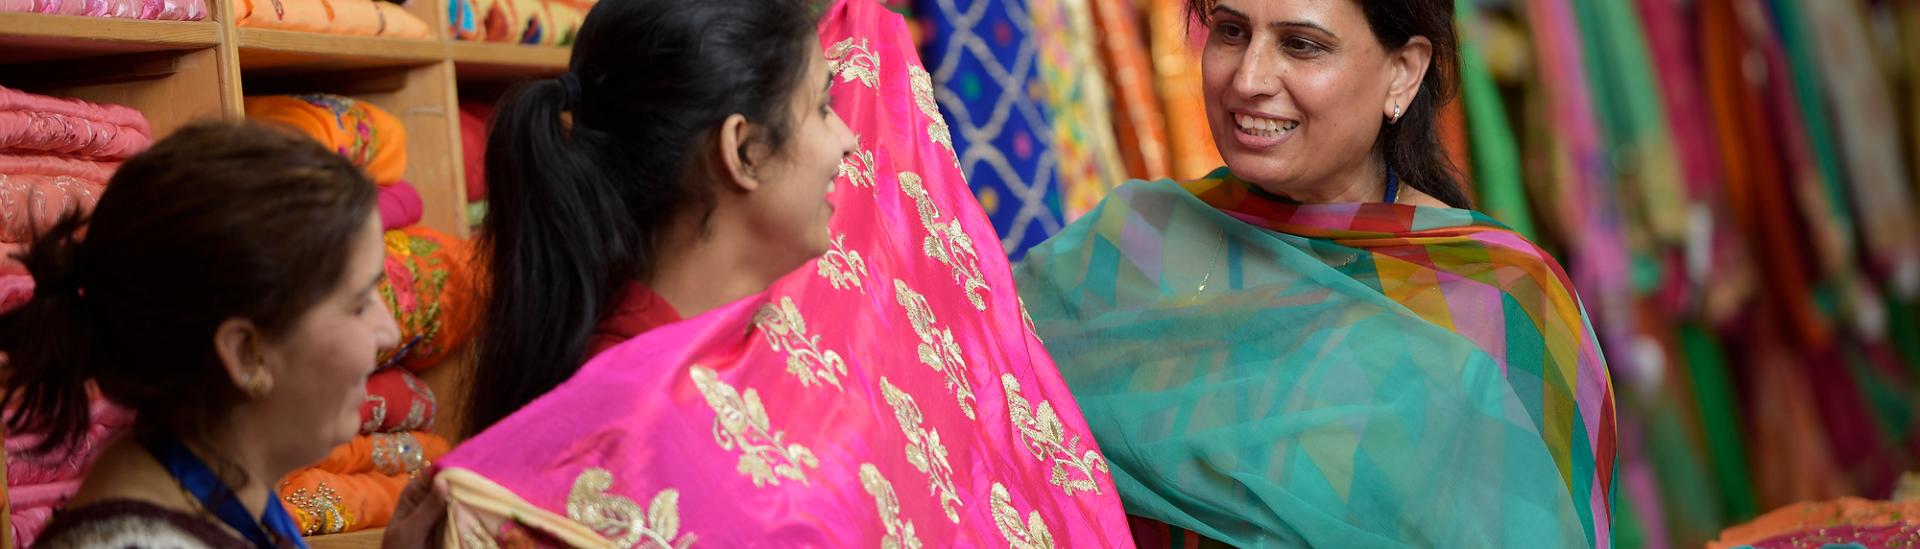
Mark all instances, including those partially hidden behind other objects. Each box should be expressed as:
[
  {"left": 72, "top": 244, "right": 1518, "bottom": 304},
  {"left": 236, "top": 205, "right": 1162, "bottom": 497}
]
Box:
[{"left": 1016, "top": 169, "right": 1616, "bottom": 547}]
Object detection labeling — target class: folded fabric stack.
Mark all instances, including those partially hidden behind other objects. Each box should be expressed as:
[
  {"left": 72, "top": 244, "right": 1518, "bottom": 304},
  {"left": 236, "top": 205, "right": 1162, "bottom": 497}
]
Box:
[
  {"left": 251, "top": 94, "right": 477, "bottom": 536},
  {"left": 0, "top": 0, "right": 206, "bottom": 21},
  {"left": 456, "top": 101, "right": 489, "bottom": 230},
  {"left": 2, "top": 392, "right": 135, "bottom": 547},
  {"left": 0, "top": 86, "right": 150, "bottom": 274},
  {"left": 446, "top": 0, "right": 590, "bottom": 45},
  {"left": 235, "top": 0, "right": 428, "bottom": 39},
  {"left": 1708, "top": 497, "right": 1920, "bottom": 548}
]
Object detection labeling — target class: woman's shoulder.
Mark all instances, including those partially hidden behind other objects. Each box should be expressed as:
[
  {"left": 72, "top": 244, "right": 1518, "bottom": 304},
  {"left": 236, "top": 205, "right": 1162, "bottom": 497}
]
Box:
[{"left": 35, "top": 499, "right": 252, "bottom": 549}]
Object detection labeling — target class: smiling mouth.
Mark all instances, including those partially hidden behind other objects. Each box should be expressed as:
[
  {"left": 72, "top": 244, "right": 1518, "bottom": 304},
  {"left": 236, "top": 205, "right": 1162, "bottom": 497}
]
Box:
[{"left": 1235, "top": 113, "right": 1300, "bottom": 138}]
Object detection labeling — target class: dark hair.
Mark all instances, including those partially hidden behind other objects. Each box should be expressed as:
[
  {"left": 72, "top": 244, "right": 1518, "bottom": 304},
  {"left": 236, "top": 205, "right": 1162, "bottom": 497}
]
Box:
[
  {"left": 465, "top": 0, "right": 819, "bottom": 437},
  {"left": 1, "top": 121, "right": 378, "bottom": 457},
  {"left": 1190, "top": 0, "right": 1470, "bottom": 208}
]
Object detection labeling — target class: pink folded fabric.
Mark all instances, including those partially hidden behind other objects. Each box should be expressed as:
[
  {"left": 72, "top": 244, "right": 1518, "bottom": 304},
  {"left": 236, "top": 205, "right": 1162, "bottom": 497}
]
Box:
[
  {"left": 0, "top": 173, "right": 107, "bottom": 243},
  {"left": 0, "top": 274, "right": 32, "bottom": 313},
  {"left": 0, "top": 154, "right": 118, "bottom": 181},
  {"left": 0, "top": 87, "right": 151, "bottom": 161},
  {"left": 10, "top": 505, "right": 56, "bottom": 548},
  {"left": 4, "top": 397, "right": 134, "bottom": 486},
  {"left": 0, "top": 0, "right": 205, "bottom": 19},
  {"left": 457, "top": 102, "right": 489, "bottom": 202},
  {"left": 378, "top": 179, "right": 422, "bottom": 230}
]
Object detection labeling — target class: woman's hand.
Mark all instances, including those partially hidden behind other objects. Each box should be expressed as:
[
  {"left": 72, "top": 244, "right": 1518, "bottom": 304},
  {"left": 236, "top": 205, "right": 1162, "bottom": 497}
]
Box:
[{"left": 383, "top": 474, "right": 447, "bottom": 548}]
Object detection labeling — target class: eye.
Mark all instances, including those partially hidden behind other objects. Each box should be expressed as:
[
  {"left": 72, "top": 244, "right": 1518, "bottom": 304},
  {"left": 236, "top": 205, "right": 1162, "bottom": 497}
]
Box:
[
  {"left": 1281, "top": 36, "right": 1327, "bottom": 56},
  {"left": 1214, "top": 21, "right": 1250, "bottom": 45}
]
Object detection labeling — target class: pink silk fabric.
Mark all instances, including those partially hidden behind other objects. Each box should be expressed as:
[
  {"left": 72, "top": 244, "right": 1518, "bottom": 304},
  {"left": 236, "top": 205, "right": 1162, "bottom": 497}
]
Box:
[{"left": 433, "top": 0, "right": 1134, "bottom": 546}]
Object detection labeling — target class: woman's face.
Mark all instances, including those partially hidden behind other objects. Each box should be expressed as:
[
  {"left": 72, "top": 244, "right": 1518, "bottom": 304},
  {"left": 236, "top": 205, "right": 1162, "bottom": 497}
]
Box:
[
  {"left": 257, "top": 212, "right": 399, "bottom": 463},
  {"left": 748, "top": 43, "right": 858, "bottom": 270},
  {"left": 1201, "top": 0, "right": 1408, "bottom": 197}
]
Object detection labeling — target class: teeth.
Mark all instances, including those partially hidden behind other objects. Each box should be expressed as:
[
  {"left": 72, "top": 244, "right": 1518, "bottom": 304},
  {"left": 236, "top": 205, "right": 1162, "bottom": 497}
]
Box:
[{"left": 1235, "top": 113, "right": 1297, "bottom": 137}]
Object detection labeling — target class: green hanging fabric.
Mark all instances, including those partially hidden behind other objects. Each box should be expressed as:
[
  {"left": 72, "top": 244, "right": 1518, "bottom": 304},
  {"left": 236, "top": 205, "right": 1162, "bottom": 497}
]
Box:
[
  {"left": 1572, "top": 0, "right": 1689, "bottom": 245},
  {"left": 1679, "top": 323, "right": 1759, "bottom": 522},
  {"left": 1455, "top": 1, "right": 1537, "bottom": 239},
  {"left": 1767, "top": 0, "right": 1861, "bottom": 259},
  {"left": 1891, "top": 296, "right": 1920, "bottom": 376}
]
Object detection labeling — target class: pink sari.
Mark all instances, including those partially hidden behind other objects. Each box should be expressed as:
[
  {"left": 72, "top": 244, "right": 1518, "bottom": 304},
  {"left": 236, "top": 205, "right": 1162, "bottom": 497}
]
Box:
[{"left": 431, "top": 1, "right": 1134, "bottom": 546}]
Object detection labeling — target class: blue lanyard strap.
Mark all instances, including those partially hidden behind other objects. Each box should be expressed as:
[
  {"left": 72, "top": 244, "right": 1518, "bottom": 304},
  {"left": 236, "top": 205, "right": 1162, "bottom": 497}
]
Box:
[
  {"left": 1383, "top": 165, "right": 1400, "bottom": 204},
  {"left": 144, "top": 437, "right": 309, "bottom": 549}
]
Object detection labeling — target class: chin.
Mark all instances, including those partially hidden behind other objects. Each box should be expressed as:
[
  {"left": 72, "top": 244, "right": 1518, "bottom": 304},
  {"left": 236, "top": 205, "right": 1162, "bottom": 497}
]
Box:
[{"left": 1221, "top": 154, "right": 1296, "bottom": 189}]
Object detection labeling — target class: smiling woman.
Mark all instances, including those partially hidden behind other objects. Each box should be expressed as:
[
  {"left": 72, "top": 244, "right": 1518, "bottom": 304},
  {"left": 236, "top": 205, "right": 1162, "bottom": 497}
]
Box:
[{"left": 1014, "top": 0, "right": 1616, "bottom": 547}]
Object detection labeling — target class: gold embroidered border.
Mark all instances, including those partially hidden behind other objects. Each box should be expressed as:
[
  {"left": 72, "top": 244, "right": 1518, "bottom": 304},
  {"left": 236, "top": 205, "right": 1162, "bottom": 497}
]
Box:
[
  {"left": 690, "top": 366, "right": 821, "bottom": 487},
  {"left": 893, "top": 279, "right": 977, "bottom": 419},
  {"left": 879, "top": 377, "right": 963, "bottom": 524},
  {"left": 898, "top": 171, "right": 990, "bottom": 311},
  {"left": 1002, "top": 374, "right": 1110, "bottom": 497},
  {"left": 753, "top": 297, "right": 850, "bottom": 390},
  {"left": 859, "top": 463, "right": 924, "bottom": 549},
  {"left": 990, "top": 483, "right": 1057, "bottom": 549},
  {"left": 567, "top": 468, "right": 696, "bottom": 548},
  {"left": 816, "top": 233, "right": 870, "bottom": 293}
]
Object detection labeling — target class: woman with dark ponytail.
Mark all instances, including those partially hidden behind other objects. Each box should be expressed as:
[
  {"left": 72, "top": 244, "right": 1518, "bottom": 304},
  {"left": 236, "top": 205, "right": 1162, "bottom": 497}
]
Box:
[
  {"left": 460, "top": 0, "right": 855, "bottom": 438},
  {"left": 4, "top": 121, "right": 400, "bottom": 548}
]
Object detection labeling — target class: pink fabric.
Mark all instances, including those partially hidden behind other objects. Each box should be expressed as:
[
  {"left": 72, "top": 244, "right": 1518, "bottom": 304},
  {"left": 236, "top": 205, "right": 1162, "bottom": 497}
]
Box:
[
  {"left": 458, "top": 102, "right": 490, "bottom": 202},
  {"left": 379, "top": 179, "right": 424, "bottom": 230},
  {"left": 3, "top": 395, "right": 134, "bottom": 546},
  {"left": 0, "top": 87, "right": 151, "bottom": 160},
  {"left": 0, "top": 274, "right": 33, "bottom": 312},
  {"left": 0, "top": 173, "right": 106, "bottom": 243},
  {"left": 0, "top": 0, "right": 206, "bottom": 19},
  {"left": 10, "top": 505, "right": 55, "bottom": 548},
  {"left": 435, "top": 1, "right": 1134, "bottom": 546}
]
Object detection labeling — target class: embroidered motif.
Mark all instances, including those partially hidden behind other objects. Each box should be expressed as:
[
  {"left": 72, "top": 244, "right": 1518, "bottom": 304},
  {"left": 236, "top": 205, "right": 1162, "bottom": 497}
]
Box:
[
  {"left": 371, "top": 431, "right": 431, "bottom": 477},
  {"left": 879, "top": 377, "right": 962, "bottom": 523},
  {"left": 690, "top": 366, "right": 821, "bottom": 486},
  {"left": 907, "top": 65, "right": 958, "bottom": 167},
  {"left": 567, "top": 468, "right": 695, "bottom": 549},
  {"left": 753, "top": 297, "right": 849, "bottom": 390},
  {"left": 1018, "top": 297, "right": 1040, "bottom": 342},
  {"left": 893, "top": 279, "right": 977, "bottom": 419},
  {"left": 1002, "top": 374, "right": 1109, "bottom": 496},
  {"left": 375, "top": 230, "right": 454, "bottom": 366},
  {"left": 898, "top": 171, "right": 990, "bottom": 311},
  {"left": 283, "top": 482, "right": 352, "bottom": 536},
  {"left": 839, "top": 138, "right": 877, "bottom": 189},
  {"left": 403, "top": 369, "right": 434, "bottom": 431},
  {"left": 826, "top": 37, "right": 880, "bottom": 89},
  {"left": 816, "top": 234, "right": 870, "bottom": 293},
  {"left": 990, "top": 483, "right": 1056, "bottom": 549},
  {"left": 859, "top": 463, "right": 923, "bottom": 549},
  {"left": 360, "top": 394, "right": 387, "bottom": 434}
]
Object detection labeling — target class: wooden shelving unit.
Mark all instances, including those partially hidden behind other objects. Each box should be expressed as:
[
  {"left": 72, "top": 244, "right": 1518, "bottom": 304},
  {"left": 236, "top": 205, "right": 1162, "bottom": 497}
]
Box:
[{"left": 0, "top": 0, "right": 556, "bottom": 543}]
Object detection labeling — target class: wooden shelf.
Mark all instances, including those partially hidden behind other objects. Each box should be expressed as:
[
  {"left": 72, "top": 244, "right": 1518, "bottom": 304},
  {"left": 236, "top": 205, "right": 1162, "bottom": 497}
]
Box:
[
  {"left": 308, "top": 527, "right": 385, "bottom": 549},
  {"left": 237, "top": 28, "right": 443, "bottom": 72},
  {"left": 0, "top": 14, "right": 219, "bottom": 64},
  {"left": 448, "top": 40, "right": 567, "bottom": 81}
]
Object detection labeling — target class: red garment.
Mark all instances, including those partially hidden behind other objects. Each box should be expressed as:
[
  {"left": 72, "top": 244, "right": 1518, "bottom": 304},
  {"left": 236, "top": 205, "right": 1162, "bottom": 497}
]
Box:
[
  {"left": 457, "top": 101, "right": 491, "bottom": 202},
  {"left": 377, "top": 180, "right": 422, "bottom": 230},
  {"left": 584, "top": 282, "right": 680, "bottom": 358}
]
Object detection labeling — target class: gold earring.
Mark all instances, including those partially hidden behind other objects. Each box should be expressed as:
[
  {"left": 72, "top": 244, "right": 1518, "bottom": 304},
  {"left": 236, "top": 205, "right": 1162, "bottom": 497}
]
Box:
[{"left": 246, "top": 371, "right": 270, "bottom": 397}]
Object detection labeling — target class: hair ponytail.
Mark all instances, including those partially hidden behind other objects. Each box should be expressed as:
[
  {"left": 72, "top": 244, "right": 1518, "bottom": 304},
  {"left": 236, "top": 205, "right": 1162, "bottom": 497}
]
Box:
[
  {"left": 2, "top": 213, "right": 105, "bottom": 456},
  {"left": 463, "top": 0, "right": 818, "bottom": 437},
  {"left": 465, "top": 78, "right": 644, "bottom": 438}
]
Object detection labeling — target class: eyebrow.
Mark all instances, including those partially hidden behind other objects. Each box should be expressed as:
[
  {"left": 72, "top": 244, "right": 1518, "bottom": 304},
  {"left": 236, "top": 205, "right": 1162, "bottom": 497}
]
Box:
[{"left": 1210, "top": 4, "right": 1338, "bottom": 37}]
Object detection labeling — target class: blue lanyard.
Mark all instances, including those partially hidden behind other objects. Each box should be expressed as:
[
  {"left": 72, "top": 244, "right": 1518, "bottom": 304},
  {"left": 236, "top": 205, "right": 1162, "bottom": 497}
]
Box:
[
  {"left": 144, "top": 437, "right": 309, "bottom": 549},
  {"left": 1382, "top": 165, "right": 1401, "bottom": 204}
]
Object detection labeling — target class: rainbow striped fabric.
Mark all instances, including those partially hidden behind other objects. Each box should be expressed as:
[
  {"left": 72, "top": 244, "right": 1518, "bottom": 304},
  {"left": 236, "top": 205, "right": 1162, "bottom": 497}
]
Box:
[{"left": 1016, "top": 168, "right": 1617, "bottom": 547}]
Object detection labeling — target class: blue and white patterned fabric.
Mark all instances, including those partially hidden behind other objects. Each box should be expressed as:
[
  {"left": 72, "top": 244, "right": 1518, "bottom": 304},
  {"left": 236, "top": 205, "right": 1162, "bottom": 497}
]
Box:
[{"left": 916, "top": 0, "right": 1063, "bottom": 259}]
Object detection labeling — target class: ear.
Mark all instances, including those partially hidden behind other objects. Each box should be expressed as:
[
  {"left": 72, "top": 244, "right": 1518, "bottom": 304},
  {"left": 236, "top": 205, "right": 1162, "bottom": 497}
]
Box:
[
  {"left": 1385, "top": 35, "right": 1434, "bottom": 122},
  {"left": 212, "top": 317, "right": 272, "bottom": 397},
  {"left": 714, "top": 113, "right": 765, "bottom": 193}
]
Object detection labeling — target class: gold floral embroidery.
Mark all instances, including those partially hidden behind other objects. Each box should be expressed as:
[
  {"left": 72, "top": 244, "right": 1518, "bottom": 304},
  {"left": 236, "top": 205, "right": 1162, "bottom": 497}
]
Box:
[
  {"left": 1002, "top": 374, "right": 1109, "bottom": 496},
  {"left": 1018, "top": 297, "right": 1040, "bottom": 342},
  {"left": 567, "top": 468, "right": 695, "bottom": 548},
  {"left": 990, "top": 483, "right": 1057, "bottom": 549},
  {"left": 816, "top": 234, "right": 869, "bottom": 293},
  {"left": 907, "top": 65, "right": 958, "bottom": 167},
  {"left": 826, "top": 37, "right": 880, "bottom": 89},
  {"left": 753, "top": 297, "right": 849, "bottom": 390},
  {"left": 690, "top": 366, "right": 821, "bottom": 486},
  {"left": 860, "top": 463, "right": 923, "bottom": 549},
  {"left": 898, "top": 171, "right": 990, "bottom": 311},
  {"left": 371, "top": 431, "right": 430, "bottom": 477},
  {"left": 283, "top": 482, "right": 352, "bottom": 535},
  {"left": 879, "top": 377, "right": 962, "bottom": 523},
  {"left": 359, "top": 394, "right": 387, "bottom": 433},
  {"left": 893, "top": 279, "right": 977, "bottom": 419},
  {"left": 840, "top": 138, "right": 877, "bottom": 189}
]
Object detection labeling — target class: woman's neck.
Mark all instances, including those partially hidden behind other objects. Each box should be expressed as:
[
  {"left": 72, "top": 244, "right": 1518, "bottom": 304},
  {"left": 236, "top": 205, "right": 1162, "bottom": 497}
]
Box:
[
  {"left": 647, "top": 215, "right": 784, "bottom": 318},
  {"left": 1252, "top": 154, "right": 1389, "bottom": 204}
]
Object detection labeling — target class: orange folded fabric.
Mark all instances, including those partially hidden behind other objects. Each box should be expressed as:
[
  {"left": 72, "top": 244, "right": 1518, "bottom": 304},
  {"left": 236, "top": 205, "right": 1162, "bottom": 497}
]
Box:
[
  {"left": 278, "top": 469, "right": 411, "bottom": 536},
  {"left": 376, "top": 226, "right": 478, "bottom": 371},
  {"left": 544, "top": 0, "right": 586, "bottom": 45},
  {"left": 311, "top": 431, "right": 451, "bottom": 477},
  {"left": 245, "top": 94, "right": 406, "bottom": 185},
  {"left": 1707, "top": 498, "right": 1920, "bottom": 549},
  {"left": 371, "top": 1, "right": 428, "bottom": 38},
  {"left": 236, "top": 0, "right": 330, "bottom": 32}
]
